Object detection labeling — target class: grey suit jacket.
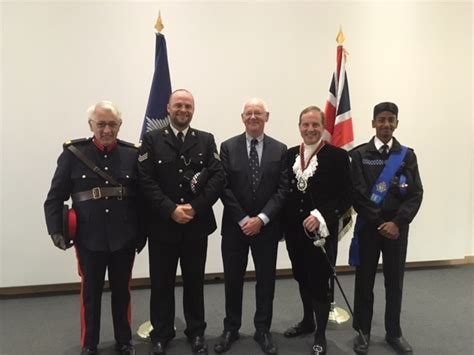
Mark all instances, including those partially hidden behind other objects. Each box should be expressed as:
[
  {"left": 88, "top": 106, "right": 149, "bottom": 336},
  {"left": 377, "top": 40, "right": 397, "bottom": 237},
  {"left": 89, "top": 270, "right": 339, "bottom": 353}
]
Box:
[{"left": 220, "top": 133, "right": 288, "bottom": 240}]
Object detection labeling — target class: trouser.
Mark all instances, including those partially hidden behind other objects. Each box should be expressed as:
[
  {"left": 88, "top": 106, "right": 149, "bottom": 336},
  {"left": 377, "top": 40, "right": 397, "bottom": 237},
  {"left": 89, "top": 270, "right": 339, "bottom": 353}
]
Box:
[
  {"left": 353, "top": 224, "right": 409, "bottom": 337},
  {"left": 75, "top": 245, "right": 135, "bottom": 348},
  {"left": 148, "top": 235, "right": 208, "bottom": 342},
  {"left": 221, "top": 234, "right": 278, "bottom": 333}
]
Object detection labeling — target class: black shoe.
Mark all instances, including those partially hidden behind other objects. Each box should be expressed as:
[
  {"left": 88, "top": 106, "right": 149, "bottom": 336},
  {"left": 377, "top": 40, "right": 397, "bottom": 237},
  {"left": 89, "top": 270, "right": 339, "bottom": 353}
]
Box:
[
  {"left": 253, "top": 331, "right": 278, "bottom": 355},
  {"left": 115, "top": 343, "right": 135, "bottom": 355},
  {"left": 385, "top": 335, "right": 413, "bottom": 353},
  {"left": 311, "top": 335, "right": 326, "bottom": 355},
  {"left": 283, "top": 321, "right": 315, "bottom": 338},
  {"left": 214, "top": 330, "right": 240, "bottom": 353},
  {"left": 80, "top": 348, "right": 97, "bottom": 355},
  {"left": 149, "top": 340, "right": 167, "bottom": 355},
  {"left": 188, "top": 335, "right": 208, "bottom": 355},
  {"left": 353, "top": 333, "right": 370, "bottom": 354}
]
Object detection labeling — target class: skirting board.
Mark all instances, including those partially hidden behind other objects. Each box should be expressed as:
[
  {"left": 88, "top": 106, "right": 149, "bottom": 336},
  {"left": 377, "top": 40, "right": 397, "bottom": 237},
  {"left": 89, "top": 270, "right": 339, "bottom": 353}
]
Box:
[{"left": 1, "top": 256, "right": 473, "bottom": 298}]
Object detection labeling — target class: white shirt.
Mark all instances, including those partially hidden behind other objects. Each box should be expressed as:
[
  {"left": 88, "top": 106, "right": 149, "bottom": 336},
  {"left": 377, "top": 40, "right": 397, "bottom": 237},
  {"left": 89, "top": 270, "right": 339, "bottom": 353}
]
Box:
[
  {"left": 374, "top": 136, "right": 393, "bottom": 153},
  {"left": 170, "top": 124, "right": 189, "bottom": 141}
]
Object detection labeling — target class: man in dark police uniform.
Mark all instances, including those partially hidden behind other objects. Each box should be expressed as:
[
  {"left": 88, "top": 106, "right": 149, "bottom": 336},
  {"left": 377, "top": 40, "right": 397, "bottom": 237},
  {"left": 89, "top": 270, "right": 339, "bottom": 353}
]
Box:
[
  {"left": 138, "top": 89, "right": 225, "bottom": 355},
  {"left": 44, "top": 101, "right": 145, "bottom": 355},
  {"left": 282, "top": 106, "right": 352, "bottom": 355},
  {"left": 350, "top": 102, "right": 423, "bottom": 354}
]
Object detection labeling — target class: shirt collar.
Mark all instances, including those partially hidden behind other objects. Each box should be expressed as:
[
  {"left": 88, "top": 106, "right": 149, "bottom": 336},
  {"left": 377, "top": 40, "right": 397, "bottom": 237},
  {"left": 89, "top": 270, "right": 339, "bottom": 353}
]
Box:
[
  {"left": 303, "top": 138, "right": 323, "bottom": 154},
  {"left": 245, "top": 133, "right": 264, "bottom": 144},
  {"left": 170, "top": 124, "right": 189, "bottom": 139},
  {"left": 374, "top": 136, "right": 393, "bottom": 151},
  {"left": 93, "top": 138, "right": 117, "bottom": 152}
]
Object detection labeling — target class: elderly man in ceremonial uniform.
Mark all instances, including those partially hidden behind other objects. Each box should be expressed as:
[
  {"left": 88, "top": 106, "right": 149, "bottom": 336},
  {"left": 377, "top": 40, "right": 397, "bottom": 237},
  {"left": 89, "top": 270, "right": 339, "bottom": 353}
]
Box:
[
  {"left": 138, "top": 89, "right": 225, "bottom": 355},
  {"left": 350, "top": 102, "right": 423, "bottom": 354},
  {"left": 44, "top": 101, "right": 144, "bottom": 355},
  {"left": 282, "top": 106, "right": 352, "bottom": 355},
  {"left": 215, "top": 98, "right": 288, "bottom": 355}
]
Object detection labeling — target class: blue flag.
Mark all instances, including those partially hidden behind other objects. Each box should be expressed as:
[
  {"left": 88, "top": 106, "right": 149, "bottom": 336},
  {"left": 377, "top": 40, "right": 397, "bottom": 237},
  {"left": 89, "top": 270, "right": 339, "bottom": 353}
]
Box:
[{"left": 140, "top": 32, "right": 172, "bottom": 140}]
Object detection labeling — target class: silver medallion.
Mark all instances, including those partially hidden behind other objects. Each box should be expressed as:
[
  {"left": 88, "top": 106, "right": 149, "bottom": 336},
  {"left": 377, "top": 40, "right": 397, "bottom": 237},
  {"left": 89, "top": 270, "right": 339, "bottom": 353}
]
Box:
[{"left": 297, "top": 177, "right": 307, "bottom": 191}]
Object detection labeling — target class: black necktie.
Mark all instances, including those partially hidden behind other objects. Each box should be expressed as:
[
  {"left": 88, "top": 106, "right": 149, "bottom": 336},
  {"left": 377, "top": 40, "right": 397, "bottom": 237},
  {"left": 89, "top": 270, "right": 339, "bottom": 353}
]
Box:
[
  {"left": 249, "top": 139, "right": 260, "bottom": 194},
  {"left": 380, "top": 144, "right": 389, "bottom": 160},
  {"left": 176, "top": 131, "right": 184, "bottom": 150}
]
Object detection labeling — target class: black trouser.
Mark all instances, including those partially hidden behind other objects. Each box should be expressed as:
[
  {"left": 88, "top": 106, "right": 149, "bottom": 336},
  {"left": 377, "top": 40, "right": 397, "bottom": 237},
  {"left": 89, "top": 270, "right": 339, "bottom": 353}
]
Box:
[
  {"left": 221, "top": 233, "right": 278, "bottom": 333},
  {"left": 353, "top": 223, "right": 409, "bottom": 337},
  {"left": 285, "top": 225, "right": 336, "bottom": 336},
  {"left": 285, "top": 225, "right": 336, "bottom": 303},
  {"left": 75, "top": 245, "right": 135, "bottom": 349},
  {"left": 148, "top": 235, "right": 208, "bottom": 343}
]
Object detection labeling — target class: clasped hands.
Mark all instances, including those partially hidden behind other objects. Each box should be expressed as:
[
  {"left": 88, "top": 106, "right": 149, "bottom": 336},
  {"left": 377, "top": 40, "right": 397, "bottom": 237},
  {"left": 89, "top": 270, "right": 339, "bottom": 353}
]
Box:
[
  {"left": 171, "top": 203, "right": 196, "bottom": 224},
  {"left": 241, "top": 217, "right": 264, "bottom": 236}
]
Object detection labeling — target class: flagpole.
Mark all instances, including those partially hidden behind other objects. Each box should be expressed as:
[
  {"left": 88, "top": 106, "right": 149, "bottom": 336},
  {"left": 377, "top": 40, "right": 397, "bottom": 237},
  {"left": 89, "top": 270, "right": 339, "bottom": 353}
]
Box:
[
  {"left": 137, "top": 11, "right": 170, "bottom": 339},
  {"left": 328, "top": 27, "right": 352, "bottom": 326}
]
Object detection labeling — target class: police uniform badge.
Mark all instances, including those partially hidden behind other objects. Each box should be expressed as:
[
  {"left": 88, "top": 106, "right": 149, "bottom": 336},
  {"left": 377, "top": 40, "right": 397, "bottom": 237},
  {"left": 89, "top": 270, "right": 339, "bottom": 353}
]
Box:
[{"left": 376, "top": 181, "right": 387, "bottom": 193}]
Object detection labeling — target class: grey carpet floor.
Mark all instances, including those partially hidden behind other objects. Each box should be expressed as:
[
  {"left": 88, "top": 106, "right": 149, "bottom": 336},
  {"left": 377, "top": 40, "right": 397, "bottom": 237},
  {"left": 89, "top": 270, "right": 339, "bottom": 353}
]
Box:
[{"left": 1, "top": 265, "right": 473, "bottom": 355}]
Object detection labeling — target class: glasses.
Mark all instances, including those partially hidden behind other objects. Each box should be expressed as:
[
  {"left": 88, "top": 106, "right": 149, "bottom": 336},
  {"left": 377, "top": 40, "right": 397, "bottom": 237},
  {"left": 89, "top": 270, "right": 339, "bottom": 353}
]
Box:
[
  {"left": 91, "top": 120, "right": 121, "bottom": 129},
  {"left": 243, "top": 111, "right": 266, "bottom": 118}
]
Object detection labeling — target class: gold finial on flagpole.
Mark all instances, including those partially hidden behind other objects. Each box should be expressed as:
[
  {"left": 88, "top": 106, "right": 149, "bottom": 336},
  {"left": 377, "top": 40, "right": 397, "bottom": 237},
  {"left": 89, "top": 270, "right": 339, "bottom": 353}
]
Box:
[
  {"left": 155, "top": 11, "right": 164, "bottom": 33},
  {"left": 336, "top": 26, "right": 345, "bottom": 45}
]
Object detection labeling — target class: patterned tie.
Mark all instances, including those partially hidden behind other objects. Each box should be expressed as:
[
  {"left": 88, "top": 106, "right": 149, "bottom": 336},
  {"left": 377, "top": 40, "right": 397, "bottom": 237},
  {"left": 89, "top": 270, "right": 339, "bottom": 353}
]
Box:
[
  {"left": 249, "top": 139, "right": 260, "bottom": 194},
  {"left": 380, "top": 144, "right": 389, "bottom": 160}
]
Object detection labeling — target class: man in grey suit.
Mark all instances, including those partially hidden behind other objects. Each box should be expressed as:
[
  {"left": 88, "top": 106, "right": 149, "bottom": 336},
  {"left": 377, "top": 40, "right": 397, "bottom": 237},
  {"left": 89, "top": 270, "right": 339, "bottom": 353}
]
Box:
[{"left": 215, "top": 98, "right": 288, "bottom": 355}]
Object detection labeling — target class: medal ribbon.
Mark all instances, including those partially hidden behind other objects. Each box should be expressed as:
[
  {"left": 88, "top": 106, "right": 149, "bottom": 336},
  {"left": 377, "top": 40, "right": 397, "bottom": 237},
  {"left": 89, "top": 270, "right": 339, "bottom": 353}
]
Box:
[{"left": 299, "top": 141, "right": 325, "bottom": 172}]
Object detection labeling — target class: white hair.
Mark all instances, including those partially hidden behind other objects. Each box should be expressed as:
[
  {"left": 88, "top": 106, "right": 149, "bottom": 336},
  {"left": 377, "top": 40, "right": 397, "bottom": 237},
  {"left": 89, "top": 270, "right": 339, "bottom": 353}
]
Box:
[
  {"left": 241, "top": 98, "right": 269, "bottom": 114},
  {"left": 87, "top": 100, "right": 122, "bottom": 122}
]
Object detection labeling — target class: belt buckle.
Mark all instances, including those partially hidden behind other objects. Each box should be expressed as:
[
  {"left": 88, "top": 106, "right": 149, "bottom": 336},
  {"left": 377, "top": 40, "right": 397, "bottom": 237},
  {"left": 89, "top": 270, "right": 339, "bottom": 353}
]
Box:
[
  {"left": 117, "top": 185, "right": 123, "bottom": 200},
  {"left": 92, "top": 187, "right": 102, "bottom": 200}
]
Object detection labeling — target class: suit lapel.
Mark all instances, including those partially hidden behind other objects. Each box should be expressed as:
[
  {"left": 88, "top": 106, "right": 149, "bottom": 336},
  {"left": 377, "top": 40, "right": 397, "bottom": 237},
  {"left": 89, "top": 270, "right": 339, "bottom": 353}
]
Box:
[{"left": 235, "top": 134, "right": 251, "bottom": 183}]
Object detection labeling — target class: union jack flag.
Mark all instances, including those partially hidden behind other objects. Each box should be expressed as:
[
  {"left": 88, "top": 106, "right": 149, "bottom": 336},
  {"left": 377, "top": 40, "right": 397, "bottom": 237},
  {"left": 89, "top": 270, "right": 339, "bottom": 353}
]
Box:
[{"left": 324, "top": 29, "right": 354, "bottom": 150}]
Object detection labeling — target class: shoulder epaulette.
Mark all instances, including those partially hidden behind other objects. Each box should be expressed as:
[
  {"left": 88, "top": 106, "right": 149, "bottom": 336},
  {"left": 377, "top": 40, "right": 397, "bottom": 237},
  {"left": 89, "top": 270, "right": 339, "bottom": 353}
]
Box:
[
  {"left": 117, "top": 139, "right": 140, "bottom": 149},
  {"left": 63, "top": 137, "right": 90, "bottom": 148}
]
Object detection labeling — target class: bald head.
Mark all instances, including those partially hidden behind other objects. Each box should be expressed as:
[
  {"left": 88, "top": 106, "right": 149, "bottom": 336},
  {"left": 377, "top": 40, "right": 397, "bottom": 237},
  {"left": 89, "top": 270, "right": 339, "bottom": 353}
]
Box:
[
  {"left": 167, "top": 89, "right": 195, "bottom": 130},
  {"left": 241, "top": 98, "right": 269, "bottom": 138}
]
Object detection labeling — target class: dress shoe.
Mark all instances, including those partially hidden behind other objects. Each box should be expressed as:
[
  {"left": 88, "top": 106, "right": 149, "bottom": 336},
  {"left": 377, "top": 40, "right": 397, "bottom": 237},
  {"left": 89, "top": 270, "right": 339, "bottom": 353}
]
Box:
[
  {"left": 283, "top": 321, "right": 315, "bottom": 338},
  {"left": 385, "top": 335, "right": 413, "bottom": 353},
  {"left": 311, "top": 335, "right": 326, "bottom": 355},
  {"left": 115, "top": 342, "right": 135, "bottom": 355},
  {"left": 253, "top": 331, "right": 278, "bottom": 355},
  {"left": 188, "top": 335, "right": 208, "bottom": 355},
  {"left": 214, "top": 330, "right": 240, "bottom": 353},
  {"left": 80, "top": 348, "right": 97, "bottom": 355},
  {"left": 149, "top": 340, "right": 167, "bottom": 355},
  {"left": 353, "top": 333, "right": 370, "bottom": 354}
]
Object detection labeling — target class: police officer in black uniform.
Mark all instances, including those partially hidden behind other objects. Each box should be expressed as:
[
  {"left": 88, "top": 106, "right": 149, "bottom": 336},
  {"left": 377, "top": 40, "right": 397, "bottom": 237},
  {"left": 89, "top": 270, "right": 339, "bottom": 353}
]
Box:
[
  {"left": 138, "top": 89, "right": 225, "bottom": 355},
  {"left": 350, "top": 102, "right": 423, "bottom": 354},
  {"left": 44, "top": 101, "right": 145, "bottom": 355},
  {"left": 282, "top": 106, "right": 352, "bottom": 355}
]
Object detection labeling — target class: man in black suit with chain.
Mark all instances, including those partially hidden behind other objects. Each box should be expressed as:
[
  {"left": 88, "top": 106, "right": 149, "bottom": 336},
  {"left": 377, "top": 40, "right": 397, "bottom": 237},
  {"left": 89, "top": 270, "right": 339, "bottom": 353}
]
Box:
[
  {"left": 214, "top": 98, "right": 288, "bottom": 355},
  {"left": 44, "top": 100, "right": 143, "bottom": 355},
  {"left": 138, "top": 89, "right": 225, "bottom": 355},
  {"left": 282, "top": 106, "right": 352, "bottom": 355}
]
